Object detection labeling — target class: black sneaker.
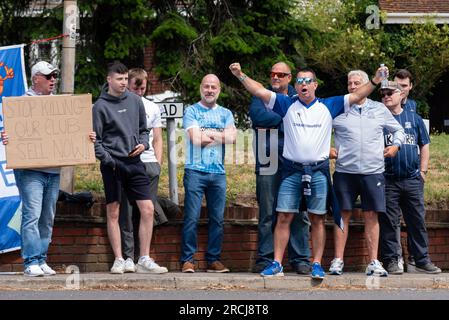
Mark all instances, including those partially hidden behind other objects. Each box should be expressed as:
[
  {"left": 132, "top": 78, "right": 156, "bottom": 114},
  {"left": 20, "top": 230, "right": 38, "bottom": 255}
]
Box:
[
  {"left": 386, "top": 260, "right": 403, "bottom": 274},
  {"left": 414, "top": 262, "right": 442, "bottom": 274},
  {"left": 295, "top": 264, "right": 311, "bottom": 275}
]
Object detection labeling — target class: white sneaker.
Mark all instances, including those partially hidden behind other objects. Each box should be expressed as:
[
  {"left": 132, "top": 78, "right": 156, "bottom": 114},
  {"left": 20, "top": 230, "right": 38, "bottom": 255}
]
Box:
[
  {"left": 39, "top": 263, "right": 56, "bottom": 275},
  {"left": 124, "top": 258, "right": 136, "bottom": 273},
  {"left": 110, "top": 257, "right": 125, "bottom": 274},
  {"left": 24, "top": 265, "right": 44, "bottom": 277},
  {"left": 329, "top": 258, "right": 344, "bottom": 275},
  {"left": 366, "top": 259, "right": 388, "bottom": 277},
  {"left": 398, "top": 257, "right": 404, "bottom": 273},
  {"left": 136, "top": 256, "right": 168, "bottom": 274}
]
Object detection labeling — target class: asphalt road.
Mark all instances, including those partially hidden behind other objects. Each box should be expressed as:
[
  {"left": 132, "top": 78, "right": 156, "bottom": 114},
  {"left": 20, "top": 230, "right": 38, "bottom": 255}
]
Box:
[{"left": 1, "top": 288, "right": 449, "bottom": 300}]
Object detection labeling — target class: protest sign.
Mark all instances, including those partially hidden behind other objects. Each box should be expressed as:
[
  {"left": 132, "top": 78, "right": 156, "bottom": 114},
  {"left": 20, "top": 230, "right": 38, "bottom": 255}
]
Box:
[{"left": 3, "top": 94, "right": 95, "bottom": 169}]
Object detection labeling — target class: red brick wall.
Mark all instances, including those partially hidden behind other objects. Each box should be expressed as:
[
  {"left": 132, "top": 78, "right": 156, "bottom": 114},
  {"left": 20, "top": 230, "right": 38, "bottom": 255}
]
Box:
[
  {"left": 1, "top": 205, "right": 448, "bottom": 273},
  {"left": 143, "top": 44, "right": 171, "bottom": 95}
]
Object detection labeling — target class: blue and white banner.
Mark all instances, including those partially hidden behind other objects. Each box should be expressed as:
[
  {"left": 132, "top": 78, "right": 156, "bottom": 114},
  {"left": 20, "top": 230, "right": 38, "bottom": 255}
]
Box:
[{"left": 0, "top": 44, "right": 27, "bottom": 254}]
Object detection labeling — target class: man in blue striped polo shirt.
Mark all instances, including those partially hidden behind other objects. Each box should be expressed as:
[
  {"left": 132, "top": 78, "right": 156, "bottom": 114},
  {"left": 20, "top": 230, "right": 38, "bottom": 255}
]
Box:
[
  {"left": 380, "top": 81, "right": 441, "bottom": 274},
  {"left": 181, "top": 74, "right": 236, "bottom": 273}
]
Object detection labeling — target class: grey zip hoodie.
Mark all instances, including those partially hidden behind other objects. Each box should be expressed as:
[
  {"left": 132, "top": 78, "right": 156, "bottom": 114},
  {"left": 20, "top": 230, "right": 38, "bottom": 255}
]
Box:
[
  {"left": 333, "top": 98, "right": 405, "bottom": 174},
  {"left": 93, "top": 84, "right": 150, "bottom": 168}
]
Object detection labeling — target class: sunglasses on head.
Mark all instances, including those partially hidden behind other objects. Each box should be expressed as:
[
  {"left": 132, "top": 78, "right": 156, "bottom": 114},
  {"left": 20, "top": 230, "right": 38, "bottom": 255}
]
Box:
[
  {"left": 270, "top": 72, "right": 290, "bottom": 79},
  {"left": 380, "top": 90, "right": 399, "bottom": 98},
  {"left": 296, "top": 77, "right": 314, "bottom": 85},
  {"left": 39, "top": 72, "right": 58, "bottom": 80}
]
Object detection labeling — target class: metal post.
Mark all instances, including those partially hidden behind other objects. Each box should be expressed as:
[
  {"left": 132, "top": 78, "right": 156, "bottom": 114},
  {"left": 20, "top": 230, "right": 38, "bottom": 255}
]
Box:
[
  {"left": 59, "top": 0, "right": 78, "bottom": 193},
  {"left": 166, "top": 119, "right": 179, "bottom": 204}
]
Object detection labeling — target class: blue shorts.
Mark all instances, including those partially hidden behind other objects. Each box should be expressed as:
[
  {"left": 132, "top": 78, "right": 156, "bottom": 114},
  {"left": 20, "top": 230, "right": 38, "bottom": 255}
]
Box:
[
  {"left": 333, "top": 172, "right": 386, "bottom": 213},
  {"left": 276, "top": 170, "right": 328, "bottom": 215}
]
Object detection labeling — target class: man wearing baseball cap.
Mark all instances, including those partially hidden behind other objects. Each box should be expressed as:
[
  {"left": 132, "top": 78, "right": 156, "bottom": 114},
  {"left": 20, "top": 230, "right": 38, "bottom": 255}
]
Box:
[
  {"left": 29, "top": 61, "right": 59, "bottom": 95},
  {"left": 1, "top": 61, "right": 95, "bottom": 276},
  {"left": 380, "top": 81, "right": 441, "bottom": 274}
]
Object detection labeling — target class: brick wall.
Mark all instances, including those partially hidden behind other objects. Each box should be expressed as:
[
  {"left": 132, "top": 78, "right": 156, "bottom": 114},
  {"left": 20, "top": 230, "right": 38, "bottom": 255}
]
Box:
[
  {"left": 143, "top": 44, "right": 171, "bottom": 95},
  {"left": 1, "top": 203, "right": 448, "bottom": 273}
]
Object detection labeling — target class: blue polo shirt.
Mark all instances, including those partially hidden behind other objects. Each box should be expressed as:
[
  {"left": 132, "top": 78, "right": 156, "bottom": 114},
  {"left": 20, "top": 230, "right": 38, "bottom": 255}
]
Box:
[
  {"left": 183, "top": 102, "right": 235, "bottom": 174},
  {"left": 383, "top": 110, "right": 430, "bottom": 179},
  {"left": 249, "top": 85, "right": 296, "bottom": 174},
  {"left": 403, "top": 98, "right": 417, "bottom": 113}
]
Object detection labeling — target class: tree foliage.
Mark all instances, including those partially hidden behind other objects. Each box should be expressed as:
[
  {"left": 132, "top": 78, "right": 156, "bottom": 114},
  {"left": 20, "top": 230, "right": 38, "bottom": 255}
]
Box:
[
  {"left": 1, "top": 0, "right": 449, "bottom": 121},
  {"left": 0, "top": 0, "right": 154, "bottom": 98},
  {"left": 294, "top": 0, "right": 449, "bottom": 117},
  {"left": 149, "top": 0, "right": 305, "bottom": 127}
]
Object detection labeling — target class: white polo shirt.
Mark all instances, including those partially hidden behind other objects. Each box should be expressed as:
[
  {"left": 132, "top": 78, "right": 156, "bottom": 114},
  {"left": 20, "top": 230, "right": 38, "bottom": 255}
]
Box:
[{"left": 266, "top": 92, "right": 350, "bottom": 163}]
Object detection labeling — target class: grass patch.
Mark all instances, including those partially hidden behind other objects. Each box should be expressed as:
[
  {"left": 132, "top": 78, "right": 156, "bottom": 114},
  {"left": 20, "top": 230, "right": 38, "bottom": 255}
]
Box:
[{"left": 75, "top": 133, "right": 449, "bottom": 208}]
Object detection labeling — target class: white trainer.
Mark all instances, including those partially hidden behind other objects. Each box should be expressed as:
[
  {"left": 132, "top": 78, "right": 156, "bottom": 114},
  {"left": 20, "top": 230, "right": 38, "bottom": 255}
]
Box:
[
  {"left": 124, "top": 258, "right": 136, "bottom": 273},
  {"left": 39, "top": 263, "right": 56, "bottom": 275},
  {"left": 366, "top": 259, "right": 388, "bottom": 277},
  {"left": 329, "top": 258, "right": 344, "bottom": 275},
  {"left": 136, "top": 256, "right": 168, "bottom": 274},
  {"left": 24, "top": 265, "right": 44, "bottom": 277},
  {"left": 110, "top": 257, "right": 125, "bottom": 274},
  {"left": 398, "top": 256, "right": 404, "bottom": 273}
]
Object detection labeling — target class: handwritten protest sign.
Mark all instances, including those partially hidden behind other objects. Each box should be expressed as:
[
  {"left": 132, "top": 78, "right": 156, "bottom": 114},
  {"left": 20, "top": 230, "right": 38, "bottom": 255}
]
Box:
[{"left": 2, "top": 94, "right": 95, "bottom": 169}]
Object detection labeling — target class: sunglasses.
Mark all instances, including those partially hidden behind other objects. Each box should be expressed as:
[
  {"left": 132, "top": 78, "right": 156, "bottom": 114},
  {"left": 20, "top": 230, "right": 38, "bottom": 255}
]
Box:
[
  {"left": 38, "top": 72, "right": 58, "bottom": 80},
  {"left": 270, "top": 72, "right": 291, "bottom": 79},
  {"left": 380, "top": 90, "right": 399, "bottom": 98},
  {"left": 296, "top": 77, "right": 314, "bottom": 85}
]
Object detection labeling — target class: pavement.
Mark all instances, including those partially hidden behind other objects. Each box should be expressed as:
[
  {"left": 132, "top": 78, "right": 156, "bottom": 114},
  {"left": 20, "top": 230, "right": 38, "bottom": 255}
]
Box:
[{"left": 0, "top": 272, "right": 448, "bottom": 291}]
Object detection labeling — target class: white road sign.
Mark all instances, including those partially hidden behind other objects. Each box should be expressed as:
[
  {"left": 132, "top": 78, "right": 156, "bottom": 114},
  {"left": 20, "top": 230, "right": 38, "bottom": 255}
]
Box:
[{"left": 157, "top": 102, "right": 184, "bottom": 119}]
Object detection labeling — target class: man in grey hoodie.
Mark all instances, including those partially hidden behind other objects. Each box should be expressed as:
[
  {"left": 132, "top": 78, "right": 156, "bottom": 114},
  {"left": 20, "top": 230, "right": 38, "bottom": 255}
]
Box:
[{"left": 93, "top": 62, "right": 167, "bottom": 274}]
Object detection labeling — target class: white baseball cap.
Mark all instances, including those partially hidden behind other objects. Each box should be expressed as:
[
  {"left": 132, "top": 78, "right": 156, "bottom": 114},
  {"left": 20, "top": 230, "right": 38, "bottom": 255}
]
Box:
[{"left": 31, "top": 61, "right": 59, "bottom": 77}]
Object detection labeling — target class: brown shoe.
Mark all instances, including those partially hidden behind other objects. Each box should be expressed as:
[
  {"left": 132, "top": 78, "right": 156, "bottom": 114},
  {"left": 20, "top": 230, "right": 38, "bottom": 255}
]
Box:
[
  {"left": 207, "top": 261, "right": 230, "bottom": 273},
  {"left": 182, "top": 261, "right": 195, "bottom": 273}
]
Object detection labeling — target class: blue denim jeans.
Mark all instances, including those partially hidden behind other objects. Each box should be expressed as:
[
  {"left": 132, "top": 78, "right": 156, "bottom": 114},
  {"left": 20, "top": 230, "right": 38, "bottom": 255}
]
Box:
[
  {"left": 14, "top": 169, "right": 60, "bottom": 268},
  {"left": 256, "top": 171, "right": 311, "bottom": 267},
  {"left": 181, "top": 169, "right": 226, "bottom": 264},
  {"left": 277, "top": 170, "right": 328, "bottom": 214}
]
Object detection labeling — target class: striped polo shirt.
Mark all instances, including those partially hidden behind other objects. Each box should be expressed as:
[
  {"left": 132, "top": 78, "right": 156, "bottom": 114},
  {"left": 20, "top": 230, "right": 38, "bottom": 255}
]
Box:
[
  {"left": 183, "top": 102, "right": 235, "bottom": 174},
  {"left": 383, "top": 109, "right": 430, "bottom": 179}
]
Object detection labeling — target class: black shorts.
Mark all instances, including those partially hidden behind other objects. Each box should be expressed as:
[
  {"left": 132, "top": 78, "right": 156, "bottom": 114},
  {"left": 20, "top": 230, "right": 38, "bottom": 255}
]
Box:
[
  {"left": 333, "top": 172, "right": 386, "bottom": 213},
  {"left": 100, "top": 157, "right": 151, "bottom": 204}
]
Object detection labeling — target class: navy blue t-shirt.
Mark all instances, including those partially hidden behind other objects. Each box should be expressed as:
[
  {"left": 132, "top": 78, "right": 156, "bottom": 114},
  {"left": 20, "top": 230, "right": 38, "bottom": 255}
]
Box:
[
  {"left": 383, "top": 110, "right": 430, "bottom": 179},
  {"left": 403, "top": 98, "right": 417, "bottom": 113}
]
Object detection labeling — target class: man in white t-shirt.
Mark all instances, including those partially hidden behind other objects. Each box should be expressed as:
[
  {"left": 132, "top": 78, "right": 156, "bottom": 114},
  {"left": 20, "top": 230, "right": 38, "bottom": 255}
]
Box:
[
  {"left": 118, "top": 68, "right": 165, "bottom": 273},
  {"left": 229, "top": 62, "right": 388, "bottom": 279}
]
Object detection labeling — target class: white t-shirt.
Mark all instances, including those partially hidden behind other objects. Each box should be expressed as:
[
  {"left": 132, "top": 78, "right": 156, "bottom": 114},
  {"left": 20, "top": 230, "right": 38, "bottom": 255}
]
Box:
[
  {"left": 267, "top": 92, "right": 350, "bottom": 163},
  {"left": 140, "top": 97, "right": 163, "bottom": 163}
]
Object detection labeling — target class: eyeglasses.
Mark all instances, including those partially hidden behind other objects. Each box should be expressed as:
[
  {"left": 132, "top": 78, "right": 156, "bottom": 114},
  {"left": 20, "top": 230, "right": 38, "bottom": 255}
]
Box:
[
  {"left": 270, "top": 72, "right": 291, "bottom": 79},
  {"left": 380, "top": 90, "right": 399, "bottom": 98},
  {"left": 38, "top": 73, "right": 58, "bottom": 80},
  {"left": 296, "top": 77, "right": 314, "bottom": 85}
]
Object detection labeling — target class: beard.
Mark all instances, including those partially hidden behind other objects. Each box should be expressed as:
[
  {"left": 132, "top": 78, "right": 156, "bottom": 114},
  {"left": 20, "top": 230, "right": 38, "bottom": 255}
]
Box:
[{"left": 201, "top": 94, "right": 217, "bottom": 104}]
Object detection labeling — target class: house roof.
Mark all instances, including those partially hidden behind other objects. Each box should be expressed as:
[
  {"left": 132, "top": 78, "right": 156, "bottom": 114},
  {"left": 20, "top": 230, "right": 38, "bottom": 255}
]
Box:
[
  {"left": 379, "top": 0, "right": 449, "bottom": 23},
  {"left": 379, "top": 0, "right": 449, "bottom": 13}
]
